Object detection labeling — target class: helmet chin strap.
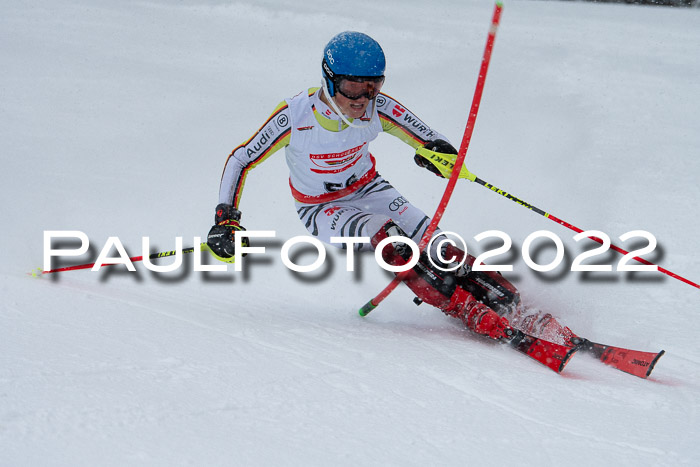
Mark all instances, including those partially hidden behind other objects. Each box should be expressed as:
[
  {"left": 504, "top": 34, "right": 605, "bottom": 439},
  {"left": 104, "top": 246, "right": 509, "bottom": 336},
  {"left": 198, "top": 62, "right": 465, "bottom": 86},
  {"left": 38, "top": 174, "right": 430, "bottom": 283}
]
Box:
[{"left": 321, "top": 79, "right": 376, "bottom": 129}]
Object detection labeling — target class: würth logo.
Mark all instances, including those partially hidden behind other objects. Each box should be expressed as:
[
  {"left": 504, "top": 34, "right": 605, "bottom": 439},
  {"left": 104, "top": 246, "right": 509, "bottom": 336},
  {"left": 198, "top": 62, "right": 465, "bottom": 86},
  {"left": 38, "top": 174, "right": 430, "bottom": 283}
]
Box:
[
  {"left": 324, "top": 206, "right": 341, "bottom": 216},
  {"left": 392, "top": 105, "right": 405, "bottom": 118}
]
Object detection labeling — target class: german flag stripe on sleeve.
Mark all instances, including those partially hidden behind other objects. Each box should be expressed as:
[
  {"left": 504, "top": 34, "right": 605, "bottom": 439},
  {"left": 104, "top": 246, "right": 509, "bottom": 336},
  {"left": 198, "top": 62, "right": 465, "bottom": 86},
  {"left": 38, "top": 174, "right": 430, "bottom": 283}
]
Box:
[
  {"left": 220, "top": 100, "right": 292, "bottom": 208},
  {"left": 379, "top": 113, "right": 426, "bottom": 148},
  {"left": 231, "top": 128, "right": 290, "bottom": 208}
]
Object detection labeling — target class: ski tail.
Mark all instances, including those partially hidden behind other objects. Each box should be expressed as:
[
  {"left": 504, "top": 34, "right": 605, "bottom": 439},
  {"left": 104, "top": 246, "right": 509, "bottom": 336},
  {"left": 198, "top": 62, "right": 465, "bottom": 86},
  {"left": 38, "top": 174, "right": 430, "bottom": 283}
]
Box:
[
  {"left": 505, "top": 329, "right": 577, "bottom": 373},
  {"left": 574, "top": 338, "right": 664, "bottom": 379}
]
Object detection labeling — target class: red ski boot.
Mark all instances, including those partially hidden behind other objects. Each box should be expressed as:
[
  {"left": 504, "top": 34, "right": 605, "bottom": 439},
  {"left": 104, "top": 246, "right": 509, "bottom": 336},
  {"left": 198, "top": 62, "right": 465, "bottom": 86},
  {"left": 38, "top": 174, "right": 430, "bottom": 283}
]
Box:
[
  {"left": 443, "top": 287, "right": 511, "bottom": 340},
  {"left": 509, "top": 307, "right": 578, "bottom": 347}
]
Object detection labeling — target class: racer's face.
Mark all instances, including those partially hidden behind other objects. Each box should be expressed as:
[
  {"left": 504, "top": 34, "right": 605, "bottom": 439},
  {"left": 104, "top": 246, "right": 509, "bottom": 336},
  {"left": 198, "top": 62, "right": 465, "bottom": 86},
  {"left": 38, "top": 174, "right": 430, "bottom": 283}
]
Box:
[
  {"left": 332, "top": 92, "right": 371, "bottom": 119},
  {"left": 331, "top": 76, "right": 383, "bottom": 119}
]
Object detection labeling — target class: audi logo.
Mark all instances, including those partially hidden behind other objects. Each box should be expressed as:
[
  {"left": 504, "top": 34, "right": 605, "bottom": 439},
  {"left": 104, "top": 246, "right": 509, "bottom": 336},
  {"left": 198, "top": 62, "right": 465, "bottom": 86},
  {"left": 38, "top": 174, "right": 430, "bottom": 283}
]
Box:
[{"left": 389, "top": 196, "right": 408, "bottom": 211}]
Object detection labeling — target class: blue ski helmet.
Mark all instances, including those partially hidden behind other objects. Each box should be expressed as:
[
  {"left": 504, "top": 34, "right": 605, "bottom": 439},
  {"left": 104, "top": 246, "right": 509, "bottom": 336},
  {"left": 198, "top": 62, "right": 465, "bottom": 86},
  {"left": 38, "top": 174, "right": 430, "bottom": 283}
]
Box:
[{"left": 322, "top": 31, "right": 386, "bottom": 97}]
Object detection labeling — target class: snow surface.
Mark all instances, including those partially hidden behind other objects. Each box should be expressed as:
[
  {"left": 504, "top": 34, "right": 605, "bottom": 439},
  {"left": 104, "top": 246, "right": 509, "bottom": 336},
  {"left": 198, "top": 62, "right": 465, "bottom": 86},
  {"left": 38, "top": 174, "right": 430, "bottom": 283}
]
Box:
[{"left": 2, "top": 0, "right": 699, "bottom": 465}]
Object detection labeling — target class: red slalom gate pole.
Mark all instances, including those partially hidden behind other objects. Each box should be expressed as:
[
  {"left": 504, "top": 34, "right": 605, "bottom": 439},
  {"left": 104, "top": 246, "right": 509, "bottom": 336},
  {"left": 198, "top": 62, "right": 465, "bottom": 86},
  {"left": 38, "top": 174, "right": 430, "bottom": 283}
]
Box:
[{"left": 359, "top": 2, "right": 504, "bottom": 316}]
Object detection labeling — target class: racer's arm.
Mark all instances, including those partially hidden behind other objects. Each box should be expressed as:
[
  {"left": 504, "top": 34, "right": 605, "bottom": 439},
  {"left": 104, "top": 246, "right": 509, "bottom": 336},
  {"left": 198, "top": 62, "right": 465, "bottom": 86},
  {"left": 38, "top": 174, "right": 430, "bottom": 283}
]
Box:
[
  {"left": 208, "top": 101, "right": 291, "bottom": 261},
  {"left": 377, "top": 92, "right": 449, "bottom": 149},
  {"left": 218, "top": 101, "right": 292, "bottom": 209},
  {"left": 376, "top": 93, "right": 464, "bottom": 179}
]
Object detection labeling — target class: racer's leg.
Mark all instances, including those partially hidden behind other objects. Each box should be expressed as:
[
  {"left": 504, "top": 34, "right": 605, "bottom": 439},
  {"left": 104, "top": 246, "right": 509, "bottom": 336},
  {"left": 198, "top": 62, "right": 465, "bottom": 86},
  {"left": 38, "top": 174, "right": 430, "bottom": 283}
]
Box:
[
  {"left": 437, "top": 241, "right": 576, "bottom": 345},
  {"left": 295, "top": 175, "right": 432, "bottom": 251},
  {"left": 370, "top": 220, "right": 510, "bottom": 340}
]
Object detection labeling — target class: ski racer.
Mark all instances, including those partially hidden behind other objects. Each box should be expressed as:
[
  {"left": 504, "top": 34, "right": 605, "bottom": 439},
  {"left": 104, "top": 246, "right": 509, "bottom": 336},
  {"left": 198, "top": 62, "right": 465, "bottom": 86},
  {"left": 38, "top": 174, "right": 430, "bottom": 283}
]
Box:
[{"left": 206, "top": 31, "right": 576, "bottom": 346}]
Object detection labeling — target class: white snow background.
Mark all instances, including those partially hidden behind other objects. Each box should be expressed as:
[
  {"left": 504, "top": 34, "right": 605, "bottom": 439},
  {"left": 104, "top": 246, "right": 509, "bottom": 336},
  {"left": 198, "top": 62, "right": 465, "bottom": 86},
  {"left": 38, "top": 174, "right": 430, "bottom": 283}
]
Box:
[{"left": 2, "top": 0, "right": 699, "bottom": 465}]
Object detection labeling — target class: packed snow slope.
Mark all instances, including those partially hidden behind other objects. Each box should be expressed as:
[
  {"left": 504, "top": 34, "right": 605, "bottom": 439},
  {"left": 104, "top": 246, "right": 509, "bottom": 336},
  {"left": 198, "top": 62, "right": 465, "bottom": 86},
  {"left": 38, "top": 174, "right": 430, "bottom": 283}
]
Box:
[{"left": 2, "top": 0, "right": 699, "bottom": 465}]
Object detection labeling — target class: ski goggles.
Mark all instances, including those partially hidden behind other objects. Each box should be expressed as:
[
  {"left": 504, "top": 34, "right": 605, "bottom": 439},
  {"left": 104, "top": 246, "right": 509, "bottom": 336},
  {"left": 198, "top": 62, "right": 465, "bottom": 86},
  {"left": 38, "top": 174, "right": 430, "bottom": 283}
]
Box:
[{"left": 336, "top": 76, "right": 385, "bottom": 100}]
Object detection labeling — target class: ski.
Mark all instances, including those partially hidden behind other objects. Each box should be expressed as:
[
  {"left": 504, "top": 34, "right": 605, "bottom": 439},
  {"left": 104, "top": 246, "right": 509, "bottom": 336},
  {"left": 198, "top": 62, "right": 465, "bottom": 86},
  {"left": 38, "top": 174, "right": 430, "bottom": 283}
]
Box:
[
  {"left": 572, "top": 338, "right": 664, "bottom": 379},
  {"left": 504, "top": 328, "right": 577, "bottom": 373}
]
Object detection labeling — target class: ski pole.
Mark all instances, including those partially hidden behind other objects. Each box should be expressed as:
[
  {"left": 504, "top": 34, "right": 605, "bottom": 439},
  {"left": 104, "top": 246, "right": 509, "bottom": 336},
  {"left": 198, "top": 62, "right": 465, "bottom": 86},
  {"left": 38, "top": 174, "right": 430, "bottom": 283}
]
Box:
[
  {"left": 463, "top": 171, "right": 700, "bottom": 290},
  {"left": 359, "top": 1, "right": 504, "bottom": 316},
  {"left": 33, "top": 243, "right": 208, "bottom": 276}
]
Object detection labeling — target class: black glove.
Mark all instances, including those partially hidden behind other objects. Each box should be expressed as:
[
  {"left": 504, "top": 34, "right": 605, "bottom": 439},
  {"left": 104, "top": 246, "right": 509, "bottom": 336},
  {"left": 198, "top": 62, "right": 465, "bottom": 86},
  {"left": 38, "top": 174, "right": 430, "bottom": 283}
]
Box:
[
  {"left": 414, "top": 139, "right": 458, "bottom": 178},
  {"left": 207, "top": 203, "right": 248, "bottom": 261}
]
